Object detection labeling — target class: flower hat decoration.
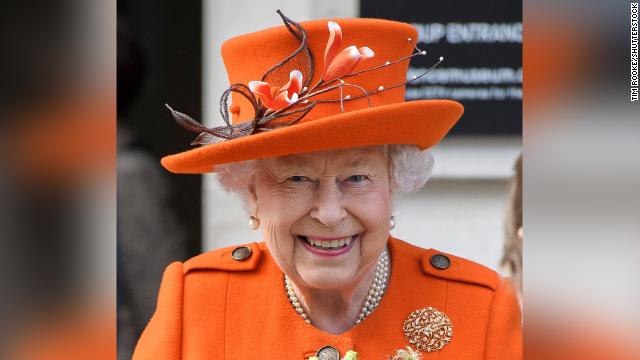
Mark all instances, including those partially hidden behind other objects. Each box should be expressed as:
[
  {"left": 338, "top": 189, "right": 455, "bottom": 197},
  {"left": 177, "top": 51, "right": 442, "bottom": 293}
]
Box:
[{"left": 162, "top": 10, "right": 463, "bottom": 173}]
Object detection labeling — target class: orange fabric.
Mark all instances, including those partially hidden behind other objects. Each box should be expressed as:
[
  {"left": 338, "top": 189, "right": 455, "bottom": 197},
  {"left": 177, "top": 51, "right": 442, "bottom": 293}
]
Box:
[
  {"left": 133, "top": 237, "right": 522, "bottom": 359},
  {"left": 160, "top": 17, "right": 464, "bottom": 174},
  {"left": 161, "top": 100, "right": 463, "bottom": 173},
  {"left": 223, "top": 18, "right": 416, "bottom": 124}
]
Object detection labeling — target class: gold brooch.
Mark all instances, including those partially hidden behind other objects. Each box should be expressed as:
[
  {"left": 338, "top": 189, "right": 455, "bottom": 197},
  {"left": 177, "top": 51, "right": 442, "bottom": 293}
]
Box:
[{"left": 402, "top": 307, "right": 453, "bottom": 352}]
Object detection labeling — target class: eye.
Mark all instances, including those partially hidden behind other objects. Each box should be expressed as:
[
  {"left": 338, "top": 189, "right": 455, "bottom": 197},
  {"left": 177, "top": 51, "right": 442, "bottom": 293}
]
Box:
[
  {"left": 287, "top": 175, "right": 310, "bottom": 182},
  {"left": 346, "top": 174, "right": 368, "bottom": 183}
]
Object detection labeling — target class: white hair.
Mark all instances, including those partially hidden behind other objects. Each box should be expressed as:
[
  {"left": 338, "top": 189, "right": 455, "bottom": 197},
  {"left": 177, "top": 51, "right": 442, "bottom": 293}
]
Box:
[{"left": 214, "top": 144, "right": 434, "bottom": 210}]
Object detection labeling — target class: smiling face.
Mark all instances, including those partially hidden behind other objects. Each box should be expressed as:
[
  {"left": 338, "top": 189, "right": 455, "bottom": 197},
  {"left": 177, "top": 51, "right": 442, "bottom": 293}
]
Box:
[{"left": 249, "top": 145, "right": 392, "bottom": 290}]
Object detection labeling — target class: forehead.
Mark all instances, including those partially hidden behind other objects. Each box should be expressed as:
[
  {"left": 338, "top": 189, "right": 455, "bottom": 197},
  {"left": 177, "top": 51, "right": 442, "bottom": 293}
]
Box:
[{"left": 265, "top": 146, "right": 388, "bottom": 170}]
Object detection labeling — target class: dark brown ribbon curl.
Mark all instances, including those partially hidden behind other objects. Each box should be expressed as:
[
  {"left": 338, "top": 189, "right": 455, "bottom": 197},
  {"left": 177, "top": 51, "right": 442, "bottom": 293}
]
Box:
[{"left": 166, "top": 9, "right": 316, "bottom": 145}]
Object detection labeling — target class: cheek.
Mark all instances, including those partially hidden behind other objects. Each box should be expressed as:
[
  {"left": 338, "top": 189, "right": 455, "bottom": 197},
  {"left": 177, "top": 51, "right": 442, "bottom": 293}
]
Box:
[
  {"left": 258, "top": 187, "right": 312, "bottom": 232},
  {"left": 346, "top": 186, "right": 392, "bottom": 257},
  {"left": 256, "top": 184, "right": 313, "bottom": 266},
  {"left": 346, "top": 182, "right": 392, "bottom": 226}
]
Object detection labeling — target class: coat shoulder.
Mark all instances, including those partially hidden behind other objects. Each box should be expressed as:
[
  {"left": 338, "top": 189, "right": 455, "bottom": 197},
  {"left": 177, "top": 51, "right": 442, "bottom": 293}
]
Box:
[
  {"left": 183, "top": 241, "right": 264, "bottom": 274},
  {"left": 391, "top": 237, "right": 501, "bottom": 291}
]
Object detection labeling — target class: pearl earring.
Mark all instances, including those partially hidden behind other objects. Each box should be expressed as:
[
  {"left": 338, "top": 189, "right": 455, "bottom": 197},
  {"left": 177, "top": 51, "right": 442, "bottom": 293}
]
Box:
[
  {"left": 390, "top": 215, "right": 396, "bottom": 230},
  {"left": 249, "top": 216, "right": 260, "bottom": 230}
]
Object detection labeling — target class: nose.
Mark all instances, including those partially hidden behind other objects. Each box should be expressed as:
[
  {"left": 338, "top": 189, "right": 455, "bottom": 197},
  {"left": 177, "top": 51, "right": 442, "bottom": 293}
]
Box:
[{"left": 309, "top": 180, "right": 347, "bottom": 227}]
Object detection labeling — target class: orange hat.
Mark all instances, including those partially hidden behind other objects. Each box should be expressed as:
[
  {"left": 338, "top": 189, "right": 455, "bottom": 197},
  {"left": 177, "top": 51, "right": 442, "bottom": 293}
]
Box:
[{"left": 161, "top": 10, "right": 463, "bottom": 174}]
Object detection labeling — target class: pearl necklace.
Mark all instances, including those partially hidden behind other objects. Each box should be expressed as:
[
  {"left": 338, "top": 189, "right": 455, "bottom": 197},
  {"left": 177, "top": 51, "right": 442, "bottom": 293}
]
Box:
[{"left": 284, "top": 247, "right": 390, "bottom": 325}]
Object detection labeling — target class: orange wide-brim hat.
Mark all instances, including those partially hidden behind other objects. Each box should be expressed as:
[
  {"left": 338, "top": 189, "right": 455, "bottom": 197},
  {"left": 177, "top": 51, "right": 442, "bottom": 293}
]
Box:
[{"left": 161, "top": 11, "right": 463, "bottom": 174}]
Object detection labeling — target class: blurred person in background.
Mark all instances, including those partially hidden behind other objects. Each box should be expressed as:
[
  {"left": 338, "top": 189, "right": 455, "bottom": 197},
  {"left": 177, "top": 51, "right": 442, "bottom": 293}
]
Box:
[
  {"left": 117, "top": 19, "right": 188, "bottom": 360},
  {"left": 132, "top": 11, "right": 522, "bottom": 360}
]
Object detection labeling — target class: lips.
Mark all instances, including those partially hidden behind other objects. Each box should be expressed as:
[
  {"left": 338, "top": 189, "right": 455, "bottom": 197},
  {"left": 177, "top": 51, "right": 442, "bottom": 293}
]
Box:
[{"left": 296, "top": 234, "right": 357, "bottom": 250}]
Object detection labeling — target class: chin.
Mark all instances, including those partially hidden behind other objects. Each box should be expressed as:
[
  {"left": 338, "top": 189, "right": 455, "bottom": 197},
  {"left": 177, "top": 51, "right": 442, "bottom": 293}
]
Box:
[{"left": 296, "top": 266, "right": 359, "bottom": 289}]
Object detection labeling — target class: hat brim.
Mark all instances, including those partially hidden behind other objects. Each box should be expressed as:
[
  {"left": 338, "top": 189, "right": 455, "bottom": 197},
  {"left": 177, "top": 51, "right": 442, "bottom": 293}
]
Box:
[{"left": 161, "top": 99, "right": 463, "bottom": 173}]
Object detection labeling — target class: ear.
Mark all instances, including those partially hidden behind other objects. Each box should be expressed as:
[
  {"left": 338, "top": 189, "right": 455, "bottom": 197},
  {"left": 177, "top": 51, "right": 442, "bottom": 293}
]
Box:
[
  {"left": 386, "top": 148, "right": 395, "bottom": 204},
  {"left": 247, "top": 176, "right": 259, "bottom": 217}
]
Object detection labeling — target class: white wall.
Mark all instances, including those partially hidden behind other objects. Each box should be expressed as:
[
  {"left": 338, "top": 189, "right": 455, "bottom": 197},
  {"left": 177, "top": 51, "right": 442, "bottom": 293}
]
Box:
[{"left": 201, "top": 0, "right": 520, "bottom": 272}]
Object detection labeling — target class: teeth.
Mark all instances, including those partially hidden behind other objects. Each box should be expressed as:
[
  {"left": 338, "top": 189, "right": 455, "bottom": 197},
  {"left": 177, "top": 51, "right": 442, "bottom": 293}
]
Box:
[{"left": 303, "top": 236, "right": 354, "bottom": 249}]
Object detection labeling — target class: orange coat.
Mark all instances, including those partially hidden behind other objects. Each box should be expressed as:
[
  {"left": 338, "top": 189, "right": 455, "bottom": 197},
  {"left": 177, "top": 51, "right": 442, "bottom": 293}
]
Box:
[{"left": 133, "top": 237, "right": 522, "bottom": 359}]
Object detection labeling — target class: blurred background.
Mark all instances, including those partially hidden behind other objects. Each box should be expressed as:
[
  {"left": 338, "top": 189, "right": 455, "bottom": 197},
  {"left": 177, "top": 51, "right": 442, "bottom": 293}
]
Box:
[{"left": 1, "top": 0, "right": 638, "bottom": 359}]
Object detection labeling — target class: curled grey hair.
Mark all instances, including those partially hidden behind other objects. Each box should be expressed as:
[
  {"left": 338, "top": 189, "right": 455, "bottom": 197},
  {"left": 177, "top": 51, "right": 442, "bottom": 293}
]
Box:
[{"left": 213, "top": 144, "right": 434, "bottom": 209}]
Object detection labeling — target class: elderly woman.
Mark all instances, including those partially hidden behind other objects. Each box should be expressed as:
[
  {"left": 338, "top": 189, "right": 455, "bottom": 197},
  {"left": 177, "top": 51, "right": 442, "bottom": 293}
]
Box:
[{"left": 133, "top": 12, "right": 521, "bottom": 360}]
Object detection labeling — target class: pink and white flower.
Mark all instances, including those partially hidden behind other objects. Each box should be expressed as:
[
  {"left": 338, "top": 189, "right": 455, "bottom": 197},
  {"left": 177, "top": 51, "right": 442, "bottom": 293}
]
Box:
[
  {"left": 248, "top": 70, "right": 303, "bottom": 110},
  {"left": 321, "top": 21, "right": 375, "bottom": 82}
]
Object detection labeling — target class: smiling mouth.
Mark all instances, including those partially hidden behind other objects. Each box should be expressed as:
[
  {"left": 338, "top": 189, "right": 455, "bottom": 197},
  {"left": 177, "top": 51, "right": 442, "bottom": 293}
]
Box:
[{"left": 296, "top": 234, "right": 358, "bottom": 250}]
